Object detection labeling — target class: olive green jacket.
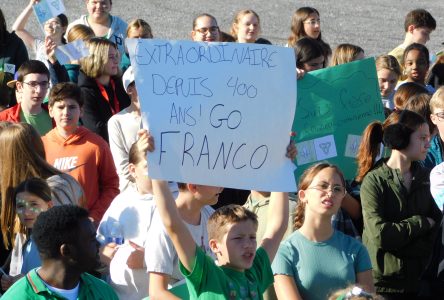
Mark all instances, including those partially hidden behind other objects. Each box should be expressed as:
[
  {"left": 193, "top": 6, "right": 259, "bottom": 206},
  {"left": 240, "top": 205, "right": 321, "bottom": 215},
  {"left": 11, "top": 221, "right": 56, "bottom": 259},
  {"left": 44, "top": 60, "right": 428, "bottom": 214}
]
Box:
[{"left": 361, "top": 160, "right": 442, "bottom": 294}]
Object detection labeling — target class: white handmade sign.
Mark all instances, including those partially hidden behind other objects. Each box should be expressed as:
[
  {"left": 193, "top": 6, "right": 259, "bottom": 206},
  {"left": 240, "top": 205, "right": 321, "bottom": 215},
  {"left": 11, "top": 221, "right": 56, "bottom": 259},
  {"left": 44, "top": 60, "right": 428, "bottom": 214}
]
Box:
[
  {"left": 127, "top": 39, "right": 296, "bottom": 192},
  {"left": 33, "top": 0, "right": 65, "bottom": 24},
  {"left": 55, "top": 40, "right": 89, "bottom": 65}
]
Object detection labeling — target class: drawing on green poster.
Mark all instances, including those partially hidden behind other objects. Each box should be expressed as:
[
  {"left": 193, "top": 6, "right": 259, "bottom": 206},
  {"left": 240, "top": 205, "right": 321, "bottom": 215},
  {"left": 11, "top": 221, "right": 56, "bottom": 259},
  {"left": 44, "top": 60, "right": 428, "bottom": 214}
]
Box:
[{"left": 292, "top": 58, "right": 385, "bottom": 180}]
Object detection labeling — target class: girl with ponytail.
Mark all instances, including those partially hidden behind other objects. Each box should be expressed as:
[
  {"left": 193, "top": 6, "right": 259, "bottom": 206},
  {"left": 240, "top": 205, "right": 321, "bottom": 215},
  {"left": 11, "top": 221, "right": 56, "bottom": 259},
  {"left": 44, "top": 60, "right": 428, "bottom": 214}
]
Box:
[
  {"left": 360, "top": 109, "right": 442, "bottom": 299},
  {"left": 273, "top": 163, "right": 374, "bottom": 300}
]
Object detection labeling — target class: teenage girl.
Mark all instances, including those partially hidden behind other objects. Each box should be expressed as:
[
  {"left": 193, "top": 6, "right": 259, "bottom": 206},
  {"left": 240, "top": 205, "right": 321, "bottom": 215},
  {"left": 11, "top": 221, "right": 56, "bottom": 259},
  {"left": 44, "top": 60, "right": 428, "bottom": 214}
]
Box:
[
  {"left": 295, "top": 37, "right": 325, "bottom": 72},
  {"left": 12, "top": 0, "right": 69, "bottom": 86},
  {"left": 287, "top": 7, "right": 331, "bottom": 62},
  {"left": 399, "top": 43, "right": 434, "bottom": 94},
  {"left": 230, "top": 10, "right": 271, "bottom": 44},
  {"left": 0, "top": 178, "right": 53, "bottom": 291},
  {"left": 120, "top": 19, "right": 153, "bottom": 73},
  {"left": 359, "top": 110, "right": 442, "bottom": 299},
  {"left": 330, "top": 44, "right": 365, "bottom": 66},
  {"left": 375, "top": 55, "right": 401, "bottom": 110},
  {"left": 272, "top": 163, "right": 374, "bottom": 300},
  {"left": 393, "top": 82, "right": 428, "bottom": 110}
]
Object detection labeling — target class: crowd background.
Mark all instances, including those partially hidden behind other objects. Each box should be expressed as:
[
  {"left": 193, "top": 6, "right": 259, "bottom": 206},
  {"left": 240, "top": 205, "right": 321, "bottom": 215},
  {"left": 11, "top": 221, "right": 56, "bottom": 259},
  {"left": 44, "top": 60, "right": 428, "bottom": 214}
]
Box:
[{"left": 2, "top": 0, "right": 444, "bottom": 58}]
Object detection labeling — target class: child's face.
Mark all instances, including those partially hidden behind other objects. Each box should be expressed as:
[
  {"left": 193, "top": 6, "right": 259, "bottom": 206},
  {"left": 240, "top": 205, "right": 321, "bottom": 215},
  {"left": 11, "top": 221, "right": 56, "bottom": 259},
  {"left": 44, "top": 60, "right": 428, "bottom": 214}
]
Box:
[
  {"left": 17, "top": 73, "right": 50, "bottom": 108},
  {"left": 431, "top": 108, "right": 444, "bottom": 138},
  {"left": 404, "top": 49, "right": 429, "bottom": 84},
  {"left": 302, "top": 55, "right": 324, "bottom": 72},
  {"left": 44, "top": 18, "right": 64, "bottom": 40},
  {"left": 192, "top": 16, "right": 220, "bottom": 42},
  {"left": 16, "top": 192, "right": 52, "bottom": 229},
  {"left": 236, "top": 13, "right": 259, "bottom": 43},
  {"left": 128, "top": 27, "right": 152, "bottom": 39},
  {"left": 377, "top": 68, "right": 398, "bottom": 98},
  {"left": 215, "top": 220, "right": 257, "bottom": 271},
  {"left": 411, "top": 26, "right": 432, "bottom": 45},
  {"left": 129, "top": 158, "right": 153, "bottom": 195},
  {"left": 86, "top": 0, "right": 111, "bottom": 20},
  {"left": 404, "top": 123, "right": 430, "bottom": 161},
  {"left": 194, "top": 185, "right": 224, "bottom": 206},
  {"left": 299, "top": 167, "right": 345, "bottom": 217},
  {"left": 303, "top": 13, "right": 321, "bottom": 39},
  {"left": 49, "top": 98, "right": 82, "bottom": 133},
  {"left": 104, "top": 46, "right": 119, "bottom": 76}
]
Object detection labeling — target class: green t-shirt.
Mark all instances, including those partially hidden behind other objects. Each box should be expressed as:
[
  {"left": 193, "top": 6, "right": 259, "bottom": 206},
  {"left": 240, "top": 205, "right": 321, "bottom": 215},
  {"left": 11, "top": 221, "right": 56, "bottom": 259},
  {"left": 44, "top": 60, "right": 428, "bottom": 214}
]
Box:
[
  {"left": 20, "top": 109, "right": 52, "bottom": 136},
  {"left": 1, "top": 268, "right": 119, "bottom": 300},
  {"left": 179, "top": 245, "right": 273, "bottom": 299},
  {"left": 272, "top": 230, "right": 372, "bottom": 300}
]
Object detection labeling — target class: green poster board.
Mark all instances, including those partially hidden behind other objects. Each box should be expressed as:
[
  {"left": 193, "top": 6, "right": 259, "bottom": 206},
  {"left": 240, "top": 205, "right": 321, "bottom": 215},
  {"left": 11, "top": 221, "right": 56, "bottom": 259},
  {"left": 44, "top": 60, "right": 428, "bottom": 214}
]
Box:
[{"left": 292, "top": 58, "right": 385, "bottom": 180}]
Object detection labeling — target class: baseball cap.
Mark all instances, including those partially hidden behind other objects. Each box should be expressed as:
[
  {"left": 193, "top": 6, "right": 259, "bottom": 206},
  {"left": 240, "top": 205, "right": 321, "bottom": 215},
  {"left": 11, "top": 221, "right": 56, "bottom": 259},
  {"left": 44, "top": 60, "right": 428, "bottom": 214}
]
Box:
[
  {"left": 122, "top": 66, "right": 135, "bottom": 93},
  {"left": 6, "top": 71, "right": 19, "bottom": 89}
]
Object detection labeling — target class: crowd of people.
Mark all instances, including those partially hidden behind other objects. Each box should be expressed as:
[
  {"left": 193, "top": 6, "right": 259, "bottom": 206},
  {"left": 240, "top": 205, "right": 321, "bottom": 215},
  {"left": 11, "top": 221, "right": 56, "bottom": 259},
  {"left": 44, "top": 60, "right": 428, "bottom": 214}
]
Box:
[{"left": 0, "top": 0, "right": 443, "bottom": 299}]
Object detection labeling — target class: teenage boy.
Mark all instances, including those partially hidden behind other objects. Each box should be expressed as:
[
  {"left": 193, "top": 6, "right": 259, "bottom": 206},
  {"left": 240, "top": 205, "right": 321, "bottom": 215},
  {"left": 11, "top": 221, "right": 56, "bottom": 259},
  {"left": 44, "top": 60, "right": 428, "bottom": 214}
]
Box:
[
  {"left": 1, "top": 205, "right": 118, "bottom": 299},
  {"left": 389, "top": 9, "right": 436, "bottom": 70},
  {"left": 191, "top": 13, "right": 221, "bottom": 42},
  {"left": 42, "top": 82, "right": 119, "bottom": 224},
  {"left": 146, "top": 183, "right": 222, "bottom": 299},
  {"left": 0, "top": 60, "right": 53, "bottom": 135},
  {"left": 425, "top": 87, "right": 444, "bottom": 169},
  {"left": 143, "top": 131, "right": 292, "bottom": 299},
  {"left": 67, "top": 0, "right": 127, "bottom": 56}
]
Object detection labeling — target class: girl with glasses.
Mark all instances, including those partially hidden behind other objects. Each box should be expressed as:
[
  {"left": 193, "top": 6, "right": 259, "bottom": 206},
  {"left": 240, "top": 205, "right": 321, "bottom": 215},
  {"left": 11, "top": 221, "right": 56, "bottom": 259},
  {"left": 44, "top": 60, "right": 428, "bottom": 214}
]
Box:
[
  {"left": 273, "top": 163, "right": 374, "bottom": 300},
  {"left": 359, "top": 109, "right": 442, "bottom": 299},
  {"left": 287, "top": 7, "right": 331, "bottom": 64}
]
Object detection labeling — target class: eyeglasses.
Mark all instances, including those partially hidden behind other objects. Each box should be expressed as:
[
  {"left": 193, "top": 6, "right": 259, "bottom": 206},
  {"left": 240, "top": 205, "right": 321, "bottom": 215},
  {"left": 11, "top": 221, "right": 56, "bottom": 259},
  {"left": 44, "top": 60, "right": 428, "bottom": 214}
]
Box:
[
  {"left": 434, "top": 112, "right": 444, "bottom": 122},
  {"left": 22, "top": 81, "right": 50, "bottom": 90},
  {"left": 194, "top": 26, "right": 219, "bottom": 34},
  {"left": 306, "top": 183, "right": 346, "bottom": 197},
  {"left": 303, "top": 19, "right": 321, "bottom": 26}
]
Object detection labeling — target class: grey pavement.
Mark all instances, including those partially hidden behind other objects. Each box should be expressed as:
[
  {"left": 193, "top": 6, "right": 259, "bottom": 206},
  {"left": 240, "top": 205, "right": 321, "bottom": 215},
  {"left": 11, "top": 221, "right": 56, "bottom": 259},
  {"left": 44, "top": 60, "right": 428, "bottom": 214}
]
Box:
[{"left": 2, "top": 0, "right": 443, "bottom": 57}]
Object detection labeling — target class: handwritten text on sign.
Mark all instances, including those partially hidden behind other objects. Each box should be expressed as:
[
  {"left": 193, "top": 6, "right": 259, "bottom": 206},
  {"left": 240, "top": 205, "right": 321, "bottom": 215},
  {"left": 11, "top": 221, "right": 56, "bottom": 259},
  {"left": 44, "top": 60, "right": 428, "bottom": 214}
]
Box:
[{"left": 127, "top": 39, "right": 296, "bottom": 192}]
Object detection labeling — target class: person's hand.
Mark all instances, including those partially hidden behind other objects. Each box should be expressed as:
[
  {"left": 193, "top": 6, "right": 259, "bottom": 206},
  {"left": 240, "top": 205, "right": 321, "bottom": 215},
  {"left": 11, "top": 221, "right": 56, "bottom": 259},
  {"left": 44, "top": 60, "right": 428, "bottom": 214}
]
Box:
[
  {"left": 286, "top": 132, "right": 297, "bottom": 160},
  {"left": 126, "top": 241, "right": 145, "bottom": 269},
  {"left": 137, "top": 129, "right": 155, "bottom": 154},
  {"left": 45, "top": 36, "right": 58, "bottom": 64},
  {"left": 296, "top": 68, "right": 305, "bottom": 80},
  {"left": 427, "top": 217, "right": 436, "bottom": 228},
  {"left": 100, "top": 243, "right": 118, "bottom": 266}
]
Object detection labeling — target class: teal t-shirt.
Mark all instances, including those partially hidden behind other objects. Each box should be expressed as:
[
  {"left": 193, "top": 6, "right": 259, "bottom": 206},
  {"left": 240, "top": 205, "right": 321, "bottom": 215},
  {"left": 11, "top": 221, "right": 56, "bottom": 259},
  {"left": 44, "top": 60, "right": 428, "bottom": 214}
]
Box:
[
  {"left": 272, "top": 230, "right": 372, "bottom": 300},
  {"left": 179, "top": 246, "right": 273, "bottom": 299},
  {"left": 1, "top": 268, "right": 118, "bottom": 299},
  {"left": 20, "top": 110, "right": 52, "bottom": 136}
]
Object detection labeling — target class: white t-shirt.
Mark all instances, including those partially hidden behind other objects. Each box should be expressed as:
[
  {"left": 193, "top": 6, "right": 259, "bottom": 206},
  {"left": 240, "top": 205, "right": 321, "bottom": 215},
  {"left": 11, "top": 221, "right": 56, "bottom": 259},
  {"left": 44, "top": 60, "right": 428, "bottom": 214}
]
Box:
[
  {"left": 43, "top": 279, "right": 80, "bottom": 300},
  {"left": 145, "top": 205, "right": 214, "bottom": 287}
]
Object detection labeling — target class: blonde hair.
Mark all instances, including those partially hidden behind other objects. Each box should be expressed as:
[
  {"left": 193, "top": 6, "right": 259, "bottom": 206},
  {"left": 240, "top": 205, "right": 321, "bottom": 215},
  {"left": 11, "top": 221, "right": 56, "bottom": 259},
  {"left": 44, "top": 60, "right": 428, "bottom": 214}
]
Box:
[
  {"left": 375, "top": 55, "right": 401, "bottom": 77},
  {"left": 0, "top": 123, "right": 62, "bottom": 248},
  {"left": 80, "top": 38, "right": 119, "bottom": 78},
  {"left": 328, "top": 286, "right": 382, "bottom": 300},
  {"left": 67, "top": 24, "right": 95, "bottom": 43},
  {"left": 330, "top": 44, "right": 364, "bottom": 66},
  {"left": 230, "top": 10, "right": 260, "bottom": 41},
  {"left": 207, "top": 204, "right": 258, "bottom": 241},
  {"left": 126, "top": 19, "right": 153, "bottom": 38},
  {"left": 430, "top": 86, "right": 444, "bottom": 113}
]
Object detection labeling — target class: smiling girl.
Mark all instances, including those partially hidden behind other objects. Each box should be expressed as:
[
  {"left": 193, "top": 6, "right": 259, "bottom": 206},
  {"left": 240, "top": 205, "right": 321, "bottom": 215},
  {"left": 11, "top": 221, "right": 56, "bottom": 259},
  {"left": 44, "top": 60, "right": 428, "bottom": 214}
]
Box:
[
  {"left": 230, "top": 10, "right": 271, "bottom": 45},
  {"left": 272, "top": 163, "right": 374, "bottom": 300}
]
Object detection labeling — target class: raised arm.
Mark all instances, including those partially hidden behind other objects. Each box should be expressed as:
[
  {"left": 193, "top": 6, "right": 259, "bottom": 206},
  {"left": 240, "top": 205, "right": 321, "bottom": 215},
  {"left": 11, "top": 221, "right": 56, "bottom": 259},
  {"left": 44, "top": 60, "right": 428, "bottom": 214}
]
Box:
[
  {"left": 152, "top": 179, "right": 197, "bottom": 272},
  {"left": 12, "top": 0, "right": 38, "bottom": 48},
  {"left": 274, "top": 275, "right": 303, "bottom": 300}
]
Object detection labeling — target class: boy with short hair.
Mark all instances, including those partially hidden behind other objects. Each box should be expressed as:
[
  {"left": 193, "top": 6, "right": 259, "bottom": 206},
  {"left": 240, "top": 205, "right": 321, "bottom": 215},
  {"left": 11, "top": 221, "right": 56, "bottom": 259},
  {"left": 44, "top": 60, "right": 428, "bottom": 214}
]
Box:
[
  {"left": 389, "top": 9, "right": 436, "bottom": 69},
  {"left": 42, "top": 82, "right": 119, "bottom": 224},
  {"left": 0, "top": 60, "right": 53, "bottom": 135},
  {"left": 425, "top": 86, "right": 444, "bottom": 168},
  {"left": 151, "top": 176, "right": 288, "bottom": 299},
  {"left": 1, "top": 205, "right": 118, "bottom": 299}
]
